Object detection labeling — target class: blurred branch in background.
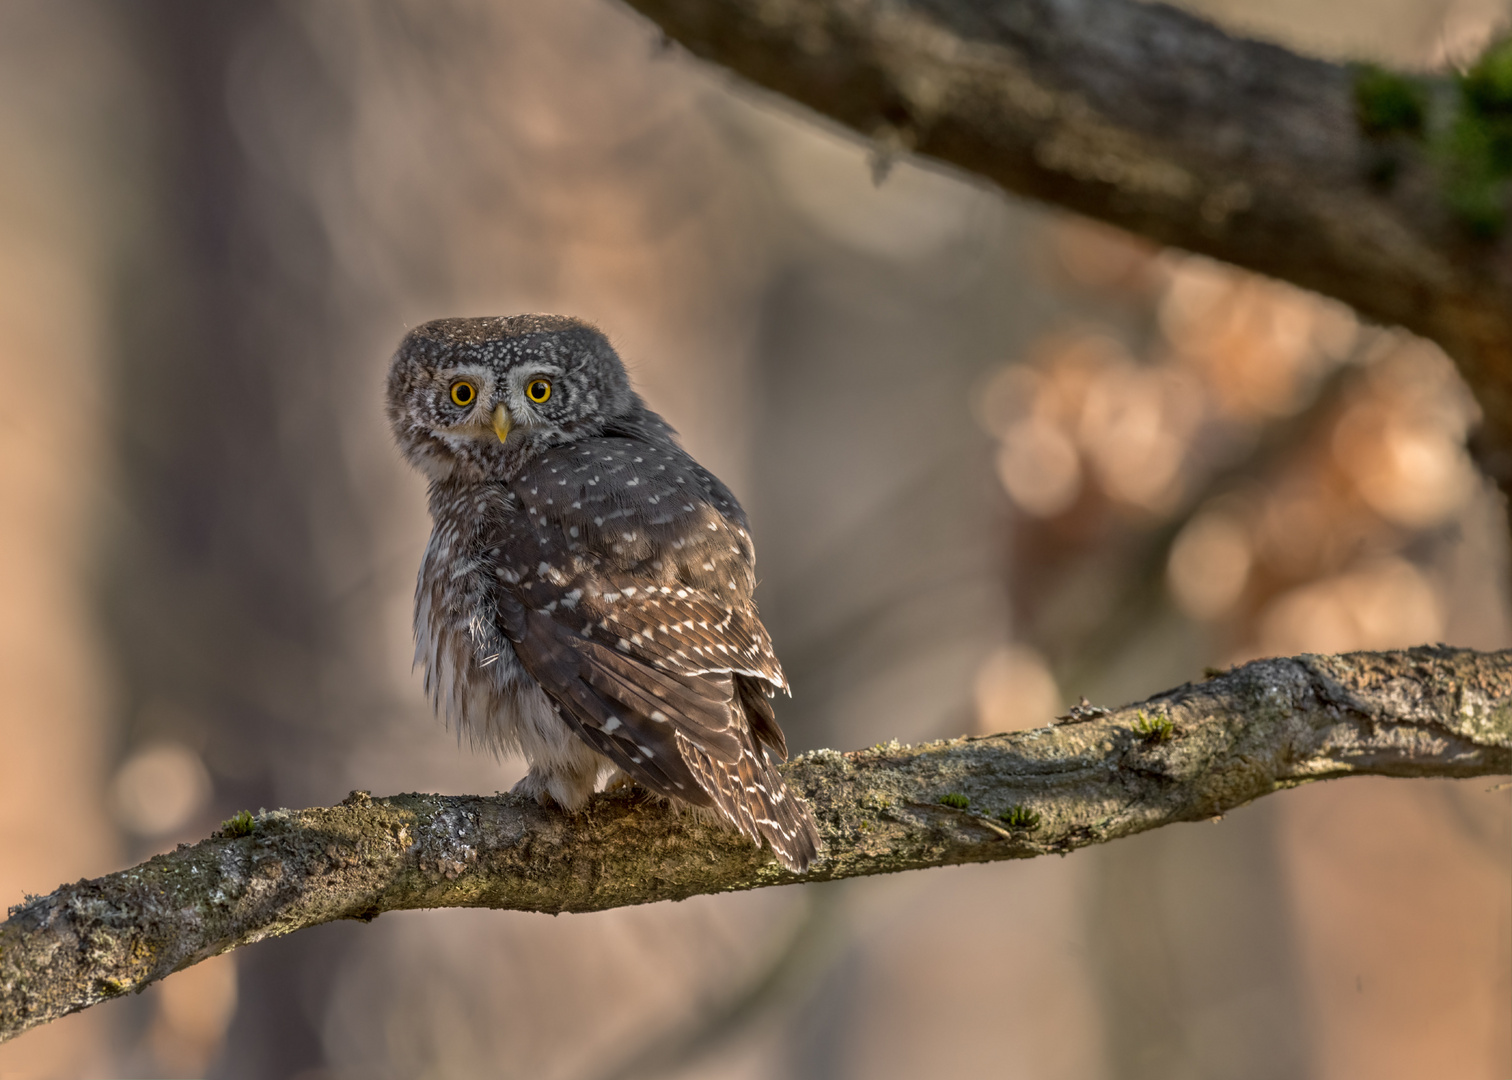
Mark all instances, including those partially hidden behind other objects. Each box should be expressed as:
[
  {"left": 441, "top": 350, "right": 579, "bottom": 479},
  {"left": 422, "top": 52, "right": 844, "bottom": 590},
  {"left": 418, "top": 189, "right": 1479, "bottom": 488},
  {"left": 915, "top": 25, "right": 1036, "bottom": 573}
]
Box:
[
  {"left": 622, "top": 0, "right": 1512, "bottom": 501},
  {"left": 3, "top": 646, "right": 1508, "bottom": 1045}
]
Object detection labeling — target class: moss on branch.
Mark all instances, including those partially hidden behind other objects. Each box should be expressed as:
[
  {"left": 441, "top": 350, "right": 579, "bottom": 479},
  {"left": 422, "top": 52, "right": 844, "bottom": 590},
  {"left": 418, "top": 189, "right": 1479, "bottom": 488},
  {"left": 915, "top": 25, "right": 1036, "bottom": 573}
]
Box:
[{"left": 3, "top": 646, "right": 1510, "bottom": 1043}]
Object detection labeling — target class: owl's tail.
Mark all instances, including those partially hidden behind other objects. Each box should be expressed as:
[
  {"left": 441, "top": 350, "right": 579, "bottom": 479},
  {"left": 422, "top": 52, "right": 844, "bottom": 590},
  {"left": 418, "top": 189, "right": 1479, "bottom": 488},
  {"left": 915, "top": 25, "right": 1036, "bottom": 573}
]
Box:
[{"left": 676, "top": 728, "right": 820, "bottom": 873}]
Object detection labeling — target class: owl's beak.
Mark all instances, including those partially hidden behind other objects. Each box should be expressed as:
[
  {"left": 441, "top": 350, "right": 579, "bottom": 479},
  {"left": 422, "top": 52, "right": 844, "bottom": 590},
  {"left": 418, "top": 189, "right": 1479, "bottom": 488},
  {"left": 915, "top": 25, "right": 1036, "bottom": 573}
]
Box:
[{"left": 491, "top": 404, "right": 512, "bottom": 443}]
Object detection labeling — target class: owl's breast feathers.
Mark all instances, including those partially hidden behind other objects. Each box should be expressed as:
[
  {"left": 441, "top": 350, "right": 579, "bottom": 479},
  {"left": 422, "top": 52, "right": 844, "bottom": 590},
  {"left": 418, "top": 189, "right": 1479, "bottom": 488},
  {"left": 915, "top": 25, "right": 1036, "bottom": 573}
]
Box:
[{"left": 447, "top": 435, "right": 818, "bottom": 871}]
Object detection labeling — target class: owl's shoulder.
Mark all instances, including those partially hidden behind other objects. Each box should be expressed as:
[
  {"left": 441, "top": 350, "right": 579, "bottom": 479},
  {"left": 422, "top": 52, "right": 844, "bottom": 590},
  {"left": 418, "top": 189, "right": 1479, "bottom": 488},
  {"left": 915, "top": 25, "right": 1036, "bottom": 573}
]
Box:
[
  {"left": 487, "top": 434, "right": 753, "bottom": 604},
  {"left": 515, "top": 434, "right": 694, "bottom": 493},
  {"left": 511, "top": 434, "right": 747, "bottom": 533}
]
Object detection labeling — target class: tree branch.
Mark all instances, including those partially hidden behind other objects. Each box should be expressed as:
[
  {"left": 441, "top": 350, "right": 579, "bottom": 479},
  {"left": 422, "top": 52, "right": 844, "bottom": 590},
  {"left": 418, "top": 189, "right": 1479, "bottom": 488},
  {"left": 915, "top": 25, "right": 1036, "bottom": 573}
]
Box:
[
  {"left": 624, "top": 0, "right": 1512, "bottom": 487},
  {"left": 2, "top": 646, "right": 1508, "bottom": 1042}
]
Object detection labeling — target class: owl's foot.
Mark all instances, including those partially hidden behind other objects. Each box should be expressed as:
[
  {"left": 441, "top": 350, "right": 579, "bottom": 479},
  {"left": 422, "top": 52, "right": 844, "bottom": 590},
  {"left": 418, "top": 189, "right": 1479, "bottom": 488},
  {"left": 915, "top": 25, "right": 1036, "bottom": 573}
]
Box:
[
  {"left": 602, "top": 769, "right": 672, "bottom": 807},
  {"left": 511, "top": 771, "right": 553, "bottom": 808},
  {"left": 512, "top": 766, "right": 595, "bottom": 813},
  {"left": 602, "top": 769, "right": 642, "bottom": 796}
]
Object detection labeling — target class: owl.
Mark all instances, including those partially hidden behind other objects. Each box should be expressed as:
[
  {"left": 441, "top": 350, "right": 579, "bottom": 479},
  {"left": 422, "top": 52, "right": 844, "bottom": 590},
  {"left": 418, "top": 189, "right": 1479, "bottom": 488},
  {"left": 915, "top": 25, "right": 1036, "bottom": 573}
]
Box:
[{"left": 387, "top": 314, "right": 819, "bottom": 872}]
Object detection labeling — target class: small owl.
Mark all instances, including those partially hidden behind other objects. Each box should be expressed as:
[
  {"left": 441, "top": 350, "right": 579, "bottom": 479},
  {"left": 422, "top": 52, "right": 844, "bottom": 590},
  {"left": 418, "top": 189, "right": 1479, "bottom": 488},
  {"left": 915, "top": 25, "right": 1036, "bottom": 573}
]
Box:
[{"left": 387, "top": 315, "right": 819, "bottom": 871}]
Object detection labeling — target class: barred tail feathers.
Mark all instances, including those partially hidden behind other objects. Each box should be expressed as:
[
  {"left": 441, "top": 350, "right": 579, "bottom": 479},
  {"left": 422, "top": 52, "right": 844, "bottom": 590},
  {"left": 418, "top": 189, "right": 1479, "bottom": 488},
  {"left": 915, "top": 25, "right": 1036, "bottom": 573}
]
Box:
[{"left": 675, "top": 729, "right": 819, "bottom": 873}]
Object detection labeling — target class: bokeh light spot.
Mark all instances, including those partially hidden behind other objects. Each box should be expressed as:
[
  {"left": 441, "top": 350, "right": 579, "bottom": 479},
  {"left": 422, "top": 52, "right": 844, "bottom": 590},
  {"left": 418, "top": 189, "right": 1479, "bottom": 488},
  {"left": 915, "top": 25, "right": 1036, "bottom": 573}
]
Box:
[
  {"left": 1168, "top": 510, "right": 1254, "bottom": 620},
  {"left": 973, "top": 644, "right": 1061, "bottom": 733},
  {"left": 996, "top": 416, "right": 1081, "bottom": 518},
  {"left": 109, "top": 741, "right": 212, "bottom": 838},
  {"left": 1257, "top": 558, "right": 1443, "bottom": 656}
]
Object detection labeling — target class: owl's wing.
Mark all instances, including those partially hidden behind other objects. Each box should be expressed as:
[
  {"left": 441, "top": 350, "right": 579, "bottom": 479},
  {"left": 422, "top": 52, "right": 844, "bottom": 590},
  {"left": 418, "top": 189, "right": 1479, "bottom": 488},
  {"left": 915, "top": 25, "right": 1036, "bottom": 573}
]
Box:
[
  {"left": 491, "top": 439, "right": 816, "bottom": 870},
  {"left": 500, "top": 569, "right": 816, "bottom": 871}
]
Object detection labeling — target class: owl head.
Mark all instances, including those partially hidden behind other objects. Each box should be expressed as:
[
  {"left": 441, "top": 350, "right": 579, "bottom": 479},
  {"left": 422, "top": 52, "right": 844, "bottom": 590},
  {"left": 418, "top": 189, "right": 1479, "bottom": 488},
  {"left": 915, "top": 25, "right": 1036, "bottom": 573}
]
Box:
[{"left": 387, "top": 314, "right": 637, "bottom": 481}]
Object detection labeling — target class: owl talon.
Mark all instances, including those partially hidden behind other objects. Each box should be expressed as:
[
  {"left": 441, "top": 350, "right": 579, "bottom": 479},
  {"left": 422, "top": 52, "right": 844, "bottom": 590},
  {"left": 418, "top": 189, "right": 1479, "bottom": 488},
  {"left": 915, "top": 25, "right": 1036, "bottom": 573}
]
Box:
[
  {"left": 512, "top": 766, "right": 595, "bottom": 813},
  {"left": 510, "top": 771, "right": 553, "bottom": 807},
  {"left": 604, "top": 774, "right": 673, "bottom": 810},
  {"left": 602, "top": 770, "right": 640, "bottom": 796}
]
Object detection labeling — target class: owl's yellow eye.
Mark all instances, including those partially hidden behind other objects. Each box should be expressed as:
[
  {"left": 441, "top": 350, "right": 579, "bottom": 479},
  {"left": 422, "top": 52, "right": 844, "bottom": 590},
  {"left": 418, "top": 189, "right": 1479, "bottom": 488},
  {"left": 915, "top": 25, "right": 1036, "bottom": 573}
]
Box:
[
  {"left": 450, "top": 380, "right": 477, "bottom": 407},
  {"left": 526, "top": 378, "right": 552, "bottom": 404}
]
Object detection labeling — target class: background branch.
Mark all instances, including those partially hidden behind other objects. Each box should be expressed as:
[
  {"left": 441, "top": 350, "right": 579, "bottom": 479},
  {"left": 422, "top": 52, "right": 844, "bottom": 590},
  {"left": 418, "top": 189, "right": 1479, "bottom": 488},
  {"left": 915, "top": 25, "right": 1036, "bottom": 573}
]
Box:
[
  {"left": 623, "top": 0, "right": 1512, "bottom": 488},
  {"left": 3, "top": 646, "right": 1508, "bottom": 1044}
]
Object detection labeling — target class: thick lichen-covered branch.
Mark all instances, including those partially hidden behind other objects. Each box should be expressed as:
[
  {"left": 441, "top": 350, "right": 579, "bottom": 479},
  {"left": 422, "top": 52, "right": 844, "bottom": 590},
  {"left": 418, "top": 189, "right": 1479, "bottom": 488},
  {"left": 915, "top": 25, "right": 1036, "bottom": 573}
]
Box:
[
  {"left": 622, "top": 0, "right": 1512, "bottom": 489},
  {"left": 3, "top": 646, "right": 1510, "bottom": 1043}
]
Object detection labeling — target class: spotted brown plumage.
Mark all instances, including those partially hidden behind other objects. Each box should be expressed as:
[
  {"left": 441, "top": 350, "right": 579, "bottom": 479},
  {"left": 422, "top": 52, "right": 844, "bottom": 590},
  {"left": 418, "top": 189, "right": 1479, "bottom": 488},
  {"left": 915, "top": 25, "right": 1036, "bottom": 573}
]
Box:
[{"left": 388, "top": 314, "right": 819, "bottom": 871}]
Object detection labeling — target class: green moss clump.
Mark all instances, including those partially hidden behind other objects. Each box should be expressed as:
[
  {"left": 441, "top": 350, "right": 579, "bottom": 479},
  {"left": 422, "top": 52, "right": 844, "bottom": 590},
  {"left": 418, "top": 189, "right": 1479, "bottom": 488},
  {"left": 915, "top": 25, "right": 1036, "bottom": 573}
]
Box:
[
  {"left": 999, "top": 805, "right": 1042, "bottom": 830},
  {"left": 1354, "top": 64, "right": 1428, "bottom": 138},
  {"left": 1133, "top": 710, "right": 1175, "bottom": 744},
  {"left": 1443, "top": 38, "right": 1512, "bottom": 235},
  {"left": 1461, "top": 38, "right": 1512, "bottom": 117},
  {"left": 220, "top": 810, "right": 256, "bottom": 838},
  {"left": 938, "top": 793, "right": 970, "bottom": 810},
  {"left": 1353, "top": 43, "right": 1512, "bottom": 234}
]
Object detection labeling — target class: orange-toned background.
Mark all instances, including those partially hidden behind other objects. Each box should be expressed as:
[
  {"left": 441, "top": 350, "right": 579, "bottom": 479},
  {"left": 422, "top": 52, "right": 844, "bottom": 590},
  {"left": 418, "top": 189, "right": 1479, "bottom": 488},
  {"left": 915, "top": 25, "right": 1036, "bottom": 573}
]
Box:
[{"left": 0, "top": 2, "right": 1506, "bottom": 1078}]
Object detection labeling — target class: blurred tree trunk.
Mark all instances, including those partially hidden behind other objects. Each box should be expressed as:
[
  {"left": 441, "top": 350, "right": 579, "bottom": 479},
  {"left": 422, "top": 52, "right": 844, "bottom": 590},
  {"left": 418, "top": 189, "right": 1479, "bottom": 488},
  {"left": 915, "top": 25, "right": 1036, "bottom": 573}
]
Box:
[{"left": 108, "top": 5, "right": 357, "bottom": 1075}]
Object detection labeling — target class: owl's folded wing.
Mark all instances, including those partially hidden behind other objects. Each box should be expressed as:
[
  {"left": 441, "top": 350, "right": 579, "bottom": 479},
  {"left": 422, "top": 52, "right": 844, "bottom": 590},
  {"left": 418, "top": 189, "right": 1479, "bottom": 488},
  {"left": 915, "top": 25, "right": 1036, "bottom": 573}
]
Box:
[
  {"left": 500, "top": 578, "right": 816, "bottom": 870},
  {"left": 494, "top": 438, "right": 816, "bottom": 868}
]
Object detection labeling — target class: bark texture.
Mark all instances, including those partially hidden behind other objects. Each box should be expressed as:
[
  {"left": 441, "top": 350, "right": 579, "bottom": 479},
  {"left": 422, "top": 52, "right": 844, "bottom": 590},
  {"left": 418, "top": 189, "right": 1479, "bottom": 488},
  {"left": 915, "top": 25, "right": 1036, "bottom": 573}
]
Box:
[
  {"left": 3, "top": 646, "right": 1509, "bottom": 1043},
  {"left": 623, "top": 0, "right": 1512, "bottom": 485}
]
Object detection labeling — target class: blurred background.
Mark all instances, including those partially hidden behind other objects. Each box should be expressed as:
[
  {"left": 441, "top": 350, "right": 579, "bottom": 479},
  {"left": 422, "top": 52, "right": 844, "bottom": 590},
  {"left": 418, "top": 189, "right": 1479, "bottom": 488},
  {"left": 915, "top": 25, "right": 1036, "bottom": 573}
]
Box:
[{"left": 0, "top": 1, "right": 1507, "bottom": 1077}]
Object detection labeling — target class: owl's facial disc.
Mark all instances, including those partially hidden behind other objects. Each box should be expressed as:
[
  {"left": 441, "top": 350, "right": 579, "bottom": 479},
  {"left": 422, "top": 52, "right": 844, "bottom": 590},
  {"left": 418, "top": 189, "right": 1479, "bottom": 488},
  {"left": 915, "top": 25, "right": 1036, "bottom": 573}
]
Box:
[{"left": 388, "top": 315, "right": 638, "bottom": 481}]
